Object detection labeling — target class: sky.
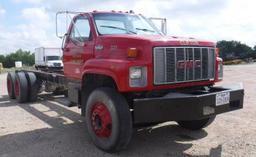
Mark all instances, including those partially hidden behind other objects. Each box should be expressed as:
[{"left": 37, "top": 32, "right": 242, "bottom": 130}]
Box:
[{"left": 0, "top": 0, "right": 255, "bottom": 54}]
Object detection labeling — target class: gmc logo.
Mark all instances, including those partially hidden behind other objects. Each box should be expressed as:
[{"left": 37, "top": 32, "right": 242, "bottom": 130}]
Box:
[{"left": 177, "top": 60, "right": 201, "bottom": 69}]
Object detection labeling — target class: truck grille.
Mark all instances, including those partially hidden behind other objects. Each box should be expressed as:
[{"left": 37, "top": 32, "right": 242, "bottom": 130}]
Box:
[
  {"left": 53, "top": 63, "right": 61, "bottom": 67},
  {"left": 153, "top": 47, "right": 216, "bottom": 85}
]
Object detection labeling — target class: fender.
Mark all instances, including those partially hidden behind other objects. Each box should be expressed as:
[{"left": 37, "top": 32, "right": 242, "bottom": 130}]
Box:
[{"left": 81, "top": 59, "right": 131, "bottom": 91}]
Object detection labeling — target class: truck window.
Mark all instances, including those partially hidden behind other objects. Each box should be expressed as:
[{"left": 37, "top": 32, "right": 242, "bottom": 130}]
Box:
[
  {"left": 93, "top": 13, "right": 161, "bottom": 35},
  {"left": 46, "top": 56, "right": 60, "bottom": 61},
  {"left": 95, "top": 20, "right": 126, "bottom": 34},
  {"left": 71, "top": 16, "right": 91, "bottom": 42}
]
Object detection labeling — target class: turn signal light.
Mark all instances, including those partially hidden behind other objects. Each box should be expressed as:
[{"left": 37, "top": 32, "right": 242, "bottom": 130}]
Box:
[
  {"left": 127, "top": 48, "right": 138, "bottom": 58},
  {"left": 215, "top": 48, "right": 219, "bottom": 57}
]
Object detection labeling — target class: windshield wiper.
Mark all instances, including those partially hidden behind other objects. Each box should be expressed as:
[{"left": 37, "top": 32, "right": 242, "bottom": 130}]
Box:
[
  {"left": 136, "top": 28, "right": 155, "bottom": 33},
  {"left": 100, "top": 25, "right": 137, "bottom": 34}
]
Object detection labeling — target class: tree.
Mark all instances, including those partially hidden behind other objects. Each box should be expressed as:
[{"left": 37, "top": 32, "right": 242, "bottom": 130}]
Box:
[
  {"left": 1, "top": 49, "right": 34, "bottom": 68},
  {"left": 217, "top": 40, "right": 254, "bottom": 60},
  {"left": 0, "top": 55, "right": 5, "bottom": 63}
]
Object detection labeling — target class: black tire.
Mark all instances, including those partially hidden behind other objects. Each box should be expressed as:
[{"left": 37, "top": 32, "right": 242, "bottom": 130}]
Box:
[
  {"left": 15, "top": 72, "right": 29, "bottom": 103},
  {"left": 85, "top": 87, "right": 132, "bottom": 152},
  {"left": 26, "top": 72, "right": 39, "bottom": 102},
  {"left": 177, "top": 116, "right": 216, "bottom": 130},
  {"left": 7, "top": 72, "right": 16, "bottom": 99}
]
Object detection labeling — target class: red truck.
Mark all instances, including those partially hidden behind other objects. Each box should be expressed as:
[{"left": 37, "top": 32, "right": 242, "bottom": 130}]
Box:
[{"left": 6, "top": 11, "right": 244, "bottom": 152}]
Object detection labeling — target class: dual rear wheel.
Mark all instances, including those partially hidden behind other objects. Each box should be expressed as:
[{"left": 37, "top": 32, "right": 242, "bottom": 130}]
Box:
[{"left": 7, "top": 71, "right": 39, "bottom": 103}]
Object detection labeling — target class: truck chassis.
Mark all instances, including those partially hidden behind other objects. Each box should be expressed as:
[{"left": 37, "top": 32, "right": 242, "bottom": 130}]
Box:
[{"left": 6, "top": 69, "right": 244, "bottom": 152}]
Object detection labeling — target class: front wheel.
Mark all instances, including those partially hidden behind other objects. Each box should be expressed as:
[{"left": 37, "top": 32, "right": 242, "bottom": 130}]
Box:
[
  {"left": 85, "top": 87, "right": 132, "bottom": 152},
  {"left": 177, "top": 116, "right": 216, "bottom": 130}
]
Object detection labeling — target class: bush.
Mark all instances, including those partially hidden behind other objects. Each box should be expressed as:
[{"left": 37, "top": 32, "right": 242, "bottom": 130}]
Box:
[{"left": 0, "top": 49, "right": 34, "bottom": 68}]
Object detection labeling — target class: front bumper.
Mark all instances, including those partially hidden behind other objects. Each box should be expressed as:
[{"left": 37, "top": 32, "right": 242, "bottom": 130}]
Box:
[{"left": 133, "top": 83, "right": 244, "bottom": 124}]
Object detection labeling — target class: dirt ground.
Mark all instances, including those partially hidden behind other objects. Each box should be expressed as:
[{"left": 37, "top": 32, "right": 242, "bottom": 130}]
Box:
[{"left": 0, "top": 64, "right": 256, "bottom": 157}]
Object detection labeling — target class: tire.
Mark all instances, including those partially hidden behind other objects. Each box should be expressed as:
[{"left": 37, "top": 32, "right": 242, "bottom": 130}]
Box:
[
  {"left": 26, "top": 72, "right": 39, "bottom": 102},
  {"left": 7, "top": 72, "right": 16, "bottom": 99},
  {"left": 15, "top": 72, "right": 29, "bottom": 103},
  {"left": 85, "top": 87, "right": 132, "bottom": 152},
  {"left": 177, "top": 116, "right": 216, "bottom": 130}
]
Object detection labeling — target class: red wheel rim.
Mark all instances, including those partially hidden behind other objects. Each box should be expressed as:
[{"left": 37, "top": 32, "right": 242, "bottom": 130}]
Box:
[
  {"left": 91, "top": 102, "right": 112, "bottom": 138},
  {"left": 15, "top": 79, "right": 20, "bottom": 97},
  {"left": 7, "top": 78, "right": 12, "bottom": 94}
]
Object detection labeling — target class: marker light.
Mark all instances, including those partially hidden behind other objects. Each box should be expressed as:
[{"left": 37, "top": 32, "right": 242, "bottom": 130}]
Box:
[
  {"left": 216, "top": 48, "right": 219, "bottom": 57},
  {"left": 127, "top": 48, "right": 138, "bottom": 58}
]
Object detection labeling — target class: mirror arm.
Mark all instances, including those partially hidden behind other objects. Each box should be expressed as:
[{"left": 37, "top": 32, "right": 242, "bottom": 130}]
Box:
[{"left": 61, "top": 33, "right": 67, "bottom": 51}]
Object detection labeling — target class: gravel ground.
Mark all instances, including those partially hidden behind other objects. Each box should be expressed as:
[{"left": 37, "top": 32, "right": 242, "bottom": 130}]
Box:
[{"left": 0, "top": 64, "right": 256, "bottom": 157}]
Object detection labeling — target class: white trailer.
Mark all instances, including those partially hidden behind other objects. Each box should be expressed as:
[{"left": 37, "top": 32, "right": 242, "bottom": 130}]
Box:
[{"left": 35, "top": 47, "right": 63, "bottom": 71}]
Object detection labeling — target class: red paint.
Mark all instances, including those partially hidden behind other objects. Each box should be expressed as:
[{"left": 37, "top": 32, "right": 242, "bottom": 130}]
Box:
[
  {"left": 91, "top": 102, "right": 112, "bottom": 138},
  {"left": 63, "top": 11, "right": 221, "bottom": 92}
]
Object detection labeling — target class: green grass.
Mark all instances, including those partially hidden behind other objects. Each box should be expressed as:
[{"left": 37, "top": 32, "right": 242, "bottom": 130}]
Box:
[
  {"left": 222, "top": 59, "right": 256, "bottom": 65},
  {"left": 0, "top": 66, "right": 35, "bottom": 74}
]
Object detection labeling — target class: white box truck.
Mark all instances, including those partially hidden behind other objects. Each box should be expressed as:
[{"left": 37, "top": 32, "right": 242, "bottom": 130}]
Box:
[{"left": 35, "top": 47, "right": 63, "bottom": 71}]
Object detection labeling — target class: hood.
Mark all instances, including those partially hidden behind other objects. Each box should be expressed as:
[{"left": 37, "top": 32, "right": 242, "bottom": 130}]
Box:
[{"left": 98, "top": 34, "right": 216, "bottom": 47}]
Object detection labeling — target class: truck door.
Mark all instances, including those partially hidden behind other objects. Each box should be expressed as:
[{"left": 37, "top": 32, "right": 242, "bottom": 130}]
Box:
[{"left": 63, "top": 15, "right": 94, "bottom": 79}]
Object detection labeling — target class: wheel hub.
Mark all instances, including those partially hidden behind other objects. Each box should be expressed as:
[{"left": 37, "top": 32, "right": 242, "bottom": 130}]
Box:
[{"left": 91, "top": 102, "right": 112, "bottom": 138}]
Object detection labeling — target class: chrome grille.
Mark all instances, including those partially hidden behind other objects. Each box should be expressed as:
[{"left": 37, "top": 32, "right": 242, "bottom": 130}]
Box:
[{"left": 154, "top": 47, "right": 216, "bottom": 85}]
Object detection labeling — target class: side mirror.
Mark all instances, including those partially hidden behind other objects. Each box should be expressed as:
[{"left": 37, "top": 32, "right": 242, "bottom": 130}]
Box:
[
  {"left": 149, "top": 17, "right": 167, "bottom": 35},
  {"left": 56, "top": 11, "right": 85, "bottom": 39}
]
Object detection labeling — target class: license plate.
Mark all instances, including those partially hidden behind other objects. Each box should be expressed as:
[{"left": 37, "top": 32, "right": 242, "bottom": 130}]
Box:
[{"left": 216, "top": 92, "right": 230, "bottom": 106}]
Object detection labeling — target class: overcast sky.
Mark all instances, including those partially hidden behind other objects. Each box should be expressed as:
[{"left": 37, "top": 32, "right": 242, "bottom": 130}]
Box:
[{"left": 0, "top": 0, "right": 255, "bottom": 54}]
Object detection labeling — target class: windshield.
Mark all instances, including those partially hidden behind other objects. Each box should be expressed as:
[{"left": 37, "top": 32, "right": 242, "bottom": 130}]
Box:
[
  {"left": 47, "top": 56, "right": 60, "bottom": 61},
  {"left": 93, "top": 13, "right": 161, "bottom": 35}
]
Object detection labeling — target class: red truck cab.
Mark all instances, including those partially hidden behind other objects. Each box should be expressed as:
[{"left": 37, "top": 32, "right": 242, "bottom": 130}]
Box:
[{"left": 63, "top": 11, "right": 223, "bottom": 92}]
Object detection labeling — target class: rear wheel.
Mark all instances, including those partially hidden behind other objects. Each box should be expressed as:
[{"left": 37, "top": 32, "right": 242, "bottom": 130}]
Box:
[
  {"left": 15, "top": 72, "right": 29, "bottom": 103},
  {"left": 7, "top": 72, "right": 16, "bottom": 99},
  {"left": 177, "top": 116, "right": 216, "bottom": 130},
  {"left": 85, "top": 87, "right": 132, "bottom": 152},
  {"left": 26, "top": 72, "right": 39, "bottom": 102}
]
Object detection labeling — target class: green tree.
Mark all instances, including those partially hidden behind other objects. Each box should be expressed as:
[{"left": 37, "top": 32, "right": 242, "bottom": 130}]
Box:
[
  {"left": 0, "top": 55, "right": 5, "bottom": 63},
  {"left": 2, "top": 49, "right": 34, "bottom": 68},
  {"left": 217, "top": 40, "right": 253, "bottom": 60}
]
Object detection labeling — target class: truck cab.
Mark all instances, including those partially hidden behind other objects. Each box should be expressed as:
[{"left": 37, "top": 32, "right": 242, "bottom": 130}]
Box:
[
  {"left": 35, "top": 47, "right": 63, "bottom": 71},
  {"left": 62, "top": 11, "right": 223, "bottom": 92}
]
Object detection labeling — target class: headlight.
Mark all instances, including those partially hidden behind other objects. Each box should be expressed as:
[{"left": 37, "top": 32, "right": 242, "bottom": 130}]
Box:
[
  {"left": 218, "top": 60, "right": 223, "bottom": 80},
  {"left": 129, "top": 66, "right": 147, "bottom": 87},
  {"left": 47, "top": 62, "right": 54, "bottom": 67},
  {"left": 130, "top": 67, "right": 142, "bottom": 79}
]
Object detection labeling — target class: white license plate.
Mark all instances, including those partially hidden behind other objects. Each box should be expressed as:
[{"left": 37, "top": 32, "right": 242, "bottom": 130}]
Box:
[{"left": 216, "top": 92, "right": 230, "bottom": 106}]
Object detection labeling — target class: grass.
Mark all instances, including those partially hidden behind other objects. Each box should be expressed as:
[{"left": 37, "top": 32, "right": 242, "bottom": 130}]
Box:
[
  {"left": 223, "top": 59, "right": 256, "bottom": 65},
  {"left": 0, "top": 66, "right": 35, "bottom": 74},
  {"left": 223, "top": 59, "right": 245, "bottom": 65}
]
